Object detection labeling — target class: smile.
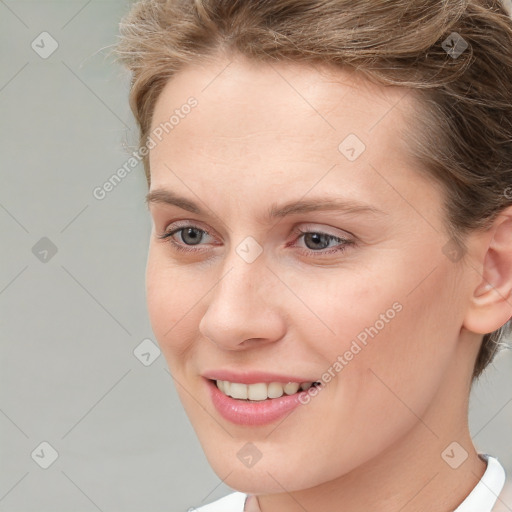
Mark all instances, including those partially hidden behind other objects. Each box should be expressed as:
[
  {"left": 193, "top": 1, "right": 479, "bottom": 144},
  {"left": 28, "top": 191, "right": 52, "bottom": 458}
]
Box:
[
  {"left": 206, "top": 377, "right": 322, "bottom": 426},
  {"left": 215, "top": 379, "right": 320, "bottom": 401}
]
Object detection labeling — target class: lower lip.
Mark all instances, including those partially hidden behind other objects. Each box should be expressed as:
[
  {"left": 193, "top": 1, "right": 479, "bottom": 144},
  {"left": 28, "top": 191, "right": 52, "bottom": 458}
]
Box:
[{"left": 206, "top": 379, "right": 308, "bottom": 426}]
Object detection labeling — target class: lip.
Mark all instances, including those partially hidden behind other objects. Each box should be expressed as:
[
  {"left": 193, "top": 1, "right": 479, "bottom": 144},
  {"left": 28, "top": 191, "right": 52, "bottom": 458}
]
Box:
[
  {"left": 205, "top": 377, "right": 309, "bottom": 426},
  {"left": 202, "top": 369, "right": 317, "bottom": 385}
]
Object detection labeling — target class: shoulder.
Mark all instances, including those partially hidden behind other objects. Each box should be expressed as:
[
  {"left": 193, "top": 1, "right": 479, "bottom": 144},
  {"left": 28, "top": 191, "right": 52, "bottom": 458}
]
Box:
[{"left": 190, "top": 492, "right": 248, "bottom": 512}]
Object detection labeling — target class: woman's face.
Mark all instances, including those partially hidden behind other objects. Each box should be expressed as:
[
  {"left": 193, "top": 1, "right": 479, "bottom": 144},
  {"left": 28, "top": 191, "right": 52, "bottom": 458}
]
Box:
[{"left": 145, "top": 53, "right": 477, "bottom": 493}]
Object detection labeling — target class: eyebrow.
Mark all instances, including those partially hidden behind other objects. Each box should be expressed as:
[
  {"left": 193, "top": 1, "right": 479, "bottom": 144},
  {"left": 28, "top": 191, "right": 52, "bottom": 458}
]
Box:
[{"left": 145, "top": 188, "right": 385, "bottom": 220}]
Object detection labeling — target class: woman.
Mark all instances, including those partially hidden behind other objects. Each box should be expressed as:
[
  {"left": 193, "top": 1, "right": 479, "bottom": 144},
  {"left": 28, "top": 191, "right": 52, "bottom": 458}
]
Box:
[{"left": 115, "top": 1, "right": 512, "bottom": 510}]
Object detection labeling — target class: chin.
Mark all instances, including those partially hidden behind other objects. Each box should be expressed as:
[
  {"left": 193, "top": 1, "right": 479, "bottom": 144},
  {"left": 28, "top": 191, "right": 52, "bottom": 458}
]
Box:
[
  {"left": 201, "top": 442, "right": 340, "bottom": 495},
  {"left": 219, "top": 464, "right": 313, "bottom": 495}
]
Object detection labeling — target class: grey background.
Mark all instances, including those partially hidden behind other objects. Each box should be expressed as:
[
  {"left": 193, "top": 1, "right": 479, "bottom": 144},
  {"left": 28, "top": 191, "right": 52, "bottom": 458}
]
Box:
[{"left": 0, "top": 1, "right": 511, "bottom": 511}]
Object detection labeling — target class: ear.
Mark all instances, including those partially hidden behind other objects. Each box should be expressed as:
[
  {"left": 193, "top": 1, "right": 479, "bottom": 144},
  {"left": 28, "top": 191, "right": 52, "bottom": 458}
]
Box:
[{"left": 463, "top": 206, "right": 512, "bottom": 335}]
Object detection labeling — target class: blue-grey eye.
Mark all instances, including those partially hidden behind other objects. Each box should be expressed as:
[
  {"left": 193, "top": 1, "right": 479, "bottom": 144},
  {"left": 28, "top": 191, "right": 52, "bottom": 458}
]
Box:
[
  {"left": 303, "top": 232, "right": 340, "bottom": 250},
  {"left": 178, "top": 227, "right": 205, "bottom": 245}
]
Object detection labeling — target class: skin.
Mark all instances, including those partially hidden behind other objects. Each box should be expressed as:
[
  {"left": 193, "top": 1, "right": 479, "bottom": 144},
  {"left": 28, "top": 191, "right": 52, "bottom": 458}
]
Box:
[{"left": 144, "top": 51, "right": 512, "bottom": 511}]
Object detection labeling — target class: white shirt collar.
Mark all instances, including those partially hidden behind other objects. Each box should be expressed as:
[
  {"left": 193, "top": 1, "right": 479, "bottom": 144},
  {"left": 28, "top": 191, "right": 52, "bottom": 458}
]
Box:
[{"left": 453, "top": 454, "right": 507, "bottom": 512}]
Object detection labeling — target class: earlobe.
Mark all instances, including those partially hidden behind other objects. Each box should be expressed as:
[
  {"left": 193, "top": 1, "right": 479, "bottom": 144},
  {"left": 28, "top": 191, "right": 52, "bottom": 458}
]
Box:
[{"left": 463, "top": 208, "right": 512, "bottom": 335}]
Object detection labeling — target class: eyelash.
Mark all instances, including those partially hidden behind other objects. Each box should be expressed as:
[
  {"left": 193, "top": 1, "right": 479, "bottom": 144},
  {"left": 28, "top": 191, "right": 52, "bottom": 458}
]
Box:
[{"left": 157, "top": 223, "right": 353, "bottom": 256}]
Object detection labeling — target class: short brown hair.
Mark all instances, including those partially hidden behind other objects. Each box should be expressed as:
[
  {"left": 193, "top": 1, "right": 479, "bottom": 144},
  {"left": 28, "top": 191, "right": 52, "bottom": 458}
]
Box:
[{"left": 114, "top": 0, "right": 512, "bottom": 380}]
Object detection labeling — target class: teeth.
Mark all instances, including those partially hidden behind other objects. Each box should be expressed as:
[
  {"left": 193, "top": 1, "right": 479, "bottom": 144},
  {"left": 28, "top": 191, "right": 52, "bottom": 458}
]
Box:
[
  {"left": 215, "top": 380, "right": 316, "bottom": 401},
  {"left": 248, "top": 383, "right": 268, "bottom": 401},
  {"left": 283, "top": 382, "right": 300, "bottom": 395},
  {"left": 268, "top": 382, "right": 284, "bottom": 398},
  {"left": 229, "top": 382, "right": 248, "bottom": 399}
]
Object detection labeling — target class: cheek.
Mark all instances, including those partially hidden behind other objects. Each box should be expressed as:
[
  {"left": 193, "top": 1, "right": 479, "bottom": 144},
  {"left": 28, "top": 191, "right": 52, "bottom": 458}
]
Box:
[
  {"left": 348, "top": 268, "right": 462, "bottom": 422},
  {"left": 295, "top": 257, "right": 462, "bottom": 412},
  {"left": 145, "top": 246, "right": 202, "bottom": 359}
]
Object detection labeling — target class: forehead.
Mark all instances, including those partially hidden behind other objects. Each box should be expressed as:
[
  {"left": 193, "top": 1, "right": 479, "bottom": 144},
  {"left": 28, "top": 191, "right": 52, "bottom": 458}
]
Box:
[
  {"left": 147, "top": 53, "right": 431, "bottom": 214},
  {"left": 150, "top": 52, "right": 414, "bottom": 135}
]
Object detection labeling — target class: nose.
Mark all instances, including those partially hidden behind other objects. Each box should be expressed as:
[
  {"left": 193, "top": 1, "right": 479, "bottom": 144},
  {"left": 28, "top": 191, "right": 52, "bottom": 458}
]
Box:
[{"left": 198, "top": 255, "right": 286, "bottom": 351}]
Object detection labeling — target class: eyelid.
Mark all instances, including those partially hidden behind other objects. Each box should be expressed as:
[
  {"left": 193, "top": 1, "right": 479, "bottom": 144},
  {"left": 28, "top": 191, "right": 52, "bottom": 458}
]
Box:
[
  {"left": 161, "top": 219, "right": 213, "bottom": 236},
  {"left": 160, "top": 221, "right": 352, "bottom": 242},
  {"left": 290, "top": 226, "right": 354, "bottom": 255},
  {"left": 158, "top": 221, "right": 215, "bottom": 243},
  {"left": 293, "top": 223, "right": 354, "bottom": 240}
]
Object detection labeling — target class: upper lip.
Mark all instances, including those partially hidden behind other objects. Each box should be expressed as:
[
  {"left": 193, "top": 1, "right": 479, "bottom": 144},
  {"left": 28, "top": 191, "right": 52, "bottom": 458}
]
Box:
[{"left": 202, "top": 369, "right": 318, "bottom": 384}]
